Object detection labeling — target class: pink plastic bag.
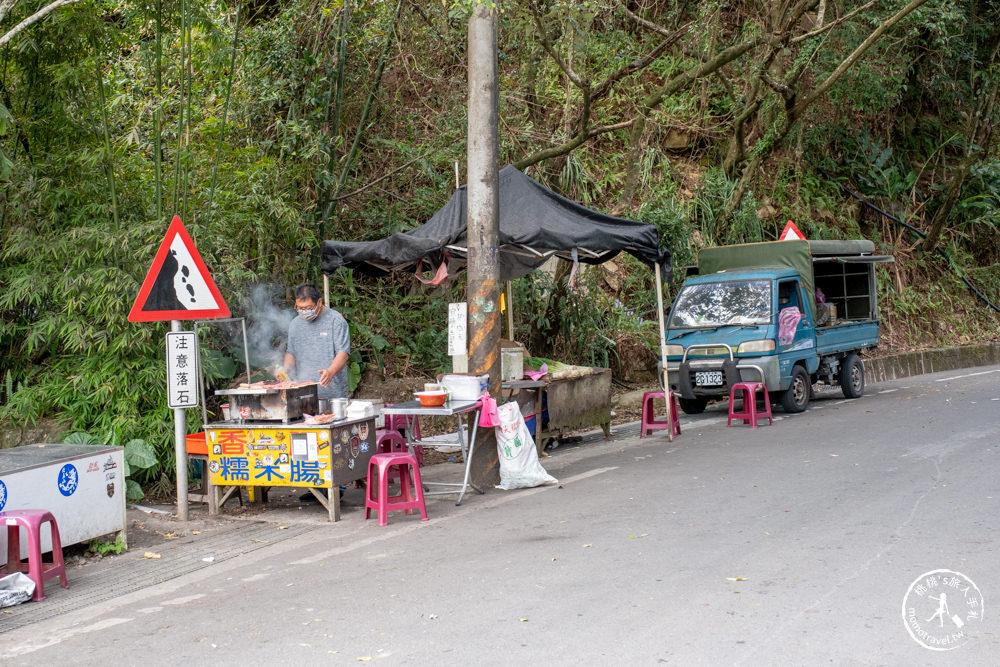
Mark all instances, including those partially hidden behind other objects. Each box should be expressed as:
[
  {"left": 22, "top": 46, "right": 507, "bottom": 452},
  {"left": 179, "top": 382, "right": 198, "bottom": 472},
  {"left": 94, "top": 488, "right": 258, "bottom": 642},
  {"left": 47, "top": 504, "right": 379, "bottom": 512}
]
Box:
[
  {"left": 778, "top": 307, "right": 802, "bottom": 345},
  {"left": 524, "top": 363, "right": 548, "bottom": 381},
  {"left": 478, "top": 392, "right": 500, "bottom": 428}
]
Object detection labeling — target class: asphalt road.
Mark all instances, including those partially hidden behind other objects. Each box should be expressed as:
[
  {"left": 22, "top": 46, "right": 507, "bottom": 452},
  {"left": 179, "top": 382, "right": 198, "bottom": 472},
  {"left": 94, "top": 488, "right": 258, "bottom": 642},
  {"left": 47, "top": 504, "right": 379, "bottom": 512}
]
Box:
[{"left": 4, "top": 365, "right": 999, "bottom": 665}]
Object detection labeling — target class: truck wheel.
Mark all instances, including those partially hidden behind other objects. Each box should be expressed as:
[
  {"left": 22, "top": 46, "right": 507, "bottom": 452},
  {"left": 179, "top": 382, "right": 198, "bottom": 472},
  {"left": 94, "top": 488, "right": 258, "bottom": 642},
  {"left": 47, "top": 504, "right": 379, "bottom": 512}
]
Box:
[
  {"left": 839, "top": 352, "right": 865, "bottom": 399},
  {"left": 780, "top": 366, "right": 810, "bottom": 413},
  {"left": 678, "top": 397, "right": 708, "bottom": 415}
]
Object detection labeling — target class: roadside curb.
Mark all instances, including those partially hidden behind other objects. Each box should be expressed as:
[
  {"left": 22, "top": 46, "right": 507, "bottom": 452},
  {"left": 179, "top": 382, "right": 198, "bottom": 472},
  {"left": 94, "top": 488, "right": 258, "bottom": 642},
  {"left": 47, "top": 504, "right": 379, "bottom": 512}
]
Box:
[
  {"left": 615, "top": 342, "right": 1000, "bottom": 416},
  {"left": 864, "top": 342, "right": 1000, "bottom": 383}
]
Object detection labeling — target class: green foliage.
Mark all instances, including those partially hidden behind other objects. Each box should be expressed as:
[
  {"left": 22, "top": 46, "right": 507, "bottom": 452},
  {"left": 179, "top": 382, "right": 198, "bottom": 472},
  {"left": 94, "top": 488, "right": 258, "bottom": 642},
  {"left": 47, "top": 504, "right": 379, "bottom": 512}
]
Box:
[
  {"left": 63, "top": 432, "right": 159, "bottom": 501},
  {"left": 953, "top": 160, "right": 1000, "bottom": 263},
  {"left": 637, "top": 197, "right": 695, "bottom": 288},
  {"left": 692, "top": 168, "right": 762, "bottom": 247},
  {"left": 512, "top": 264, "right": 656, "bottom": 369},
  {"left": 87, "top": 534, "right": 126, "bottom": 557},
  {"left": 125, "top": 438, "right": 159, "bottom": 473}
]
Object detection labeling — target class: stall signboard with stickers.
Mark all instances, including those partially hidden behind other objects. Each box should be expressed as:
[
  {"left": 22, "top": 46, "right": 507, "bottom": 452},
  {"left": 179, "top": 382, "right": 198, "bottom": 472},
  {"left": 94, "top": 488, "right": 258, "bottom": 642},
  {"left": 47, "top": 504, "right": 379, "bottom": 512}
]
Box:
[{"left": 205, "top": 421, "right": 375, "bottom": 488}]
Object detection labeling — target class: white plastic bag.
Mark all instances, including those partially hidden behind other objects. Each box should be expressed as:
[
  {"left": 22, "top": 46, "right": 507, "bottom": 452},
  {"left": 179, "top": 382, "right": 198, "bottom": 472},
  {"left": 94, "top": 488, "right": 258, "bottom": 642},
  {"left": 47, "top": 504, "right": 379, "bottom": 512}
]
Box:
[
  {"left": 0, "top": 572, "right": 35, "bottom": 607},
  {"left": 495, "top": 401, "right": 557, "bottom": 489}
]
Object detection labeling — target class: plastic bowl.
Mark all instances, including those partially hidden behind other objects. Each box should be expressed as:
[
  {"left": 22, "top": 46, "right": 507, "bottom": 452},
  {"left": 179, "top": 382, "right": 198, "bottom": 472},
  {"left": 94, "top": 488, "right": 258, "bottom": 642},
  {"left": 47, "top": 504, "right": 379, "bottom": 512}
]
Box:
[{"left": 414, "top": 391, "right": 448, "bottom": 407}]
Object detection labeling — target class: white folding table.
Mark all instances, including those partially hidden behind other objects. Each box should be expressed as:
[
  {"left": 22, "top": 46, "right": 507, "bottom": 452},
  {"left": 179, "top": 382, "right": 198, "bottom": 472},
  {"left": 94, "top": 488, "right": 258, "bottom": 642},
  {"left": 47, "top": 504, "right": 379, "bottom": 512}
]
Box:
[{"left": 382, "top": 399, "right": 484, "bottom": 505}]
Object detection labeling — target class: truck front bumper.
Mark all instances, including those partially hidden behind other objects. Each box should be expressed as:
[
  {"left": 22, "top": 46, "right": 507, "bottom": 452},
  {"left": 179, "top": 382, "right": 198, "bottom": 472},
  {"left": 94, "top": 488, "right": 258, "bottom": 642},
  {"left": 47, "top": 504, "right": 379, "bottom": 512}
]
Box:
[{"left": 667, "top": 355, "right": 781, "bottom": 399}]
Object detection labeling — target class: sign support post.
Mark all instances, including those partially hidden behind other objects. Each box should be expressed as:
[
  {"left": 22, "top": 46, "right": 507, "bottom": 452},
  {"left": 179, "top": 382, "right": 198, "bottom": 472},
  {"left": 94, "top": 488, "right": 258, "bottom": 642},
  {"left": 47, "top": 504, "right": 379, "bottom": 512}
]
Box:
[
  {"left": 130, "top": 215, "right": 229, "bottom": 520},
  {"left": 654, "top": 262, "right": 674, "bottom": 442},
  {"left": 171, "top": 319, "right": 189, "bottom": 520}
]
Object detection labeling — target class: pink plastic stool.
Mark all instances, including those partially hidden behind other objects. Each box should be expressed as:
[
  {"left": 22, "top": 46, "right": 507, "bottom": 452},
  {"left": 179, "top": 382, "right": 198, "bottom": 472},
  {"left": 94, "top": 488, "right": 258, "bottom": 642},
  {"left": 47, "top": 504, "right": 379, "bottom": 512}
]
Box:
[
  {"left": 364, "top": 453, "right": 428, "bottom": 526},
  {"left": 383, "top": 408, "right": 421, "bottom": 440},
  {"left": 1, "top": 510, "right": 69, "bottom": 601},
  {"left": 375, "top": 429, "right": 411, "bottom": 482},
  {"left": 727, "top": 382, "right": 773, "bottom": 428},
  {"left": 640, "top": 391, "right": 681, "bottom": 438},
  {"left": 375, "top": 428, "right": 423, "bottom": 467}
]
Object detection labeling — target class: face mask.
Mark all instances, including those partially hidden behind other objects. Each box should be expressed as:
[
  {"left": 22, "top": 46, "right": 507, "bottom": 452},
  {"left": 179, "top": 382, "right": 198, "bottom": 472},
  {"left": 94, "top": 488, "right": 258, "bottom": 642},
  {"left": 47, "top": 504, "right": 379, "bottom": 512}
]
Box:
[{"left": 297, "top": 307, "right": 319, "bottom": 322}]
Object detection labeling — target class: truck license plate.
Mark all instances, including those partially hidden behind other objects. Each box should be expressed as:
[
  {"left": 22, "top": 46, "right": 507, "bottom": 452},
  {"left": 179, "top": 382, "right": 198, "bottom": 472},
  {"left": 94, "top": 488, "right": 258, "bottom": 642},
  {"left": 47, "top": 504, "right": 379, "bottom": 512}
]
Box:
[{"left": 695, "top": 371, "right": 723, "bottom": 386}]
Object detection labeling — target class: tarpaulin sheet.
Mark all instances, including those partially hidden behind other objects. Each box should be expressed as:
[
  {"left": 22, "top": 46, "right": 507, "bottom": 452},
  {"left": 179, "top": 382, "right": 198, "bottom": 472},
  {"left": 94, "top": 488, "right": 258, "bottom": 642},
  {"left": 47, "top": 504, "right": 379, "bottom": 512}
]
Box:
[
  {"left": 698, "top": 240, "right": 817, "bottom": 314},
  {"left": 697, "top": 239, "right": 887, "bottom": 316},
  {"left": 321, "top": 165, "right": 671, "bottom": 281}
]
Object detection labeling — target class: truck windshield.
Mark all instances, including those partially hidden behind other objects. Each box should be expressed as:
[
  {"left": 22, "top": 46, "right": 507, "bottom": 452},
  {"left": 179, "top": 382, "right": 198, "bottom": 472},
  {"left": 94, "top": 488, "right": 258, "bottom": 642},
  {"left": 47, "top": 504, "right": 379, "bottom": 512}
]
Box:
[{"left": 669, "top": 280, "right": 772, "bottom": 328}]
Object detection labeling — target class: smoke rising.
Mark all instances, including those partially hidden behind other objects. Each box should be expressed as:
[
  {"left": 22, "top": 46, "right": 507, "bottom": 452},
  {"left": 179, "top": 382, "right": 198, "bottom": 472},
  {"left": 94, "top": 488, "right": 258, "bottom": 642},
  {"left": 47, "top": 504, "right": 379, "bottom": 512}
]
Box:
[{"left": 244, "top": 284, "right": 294, "bottom": 370}]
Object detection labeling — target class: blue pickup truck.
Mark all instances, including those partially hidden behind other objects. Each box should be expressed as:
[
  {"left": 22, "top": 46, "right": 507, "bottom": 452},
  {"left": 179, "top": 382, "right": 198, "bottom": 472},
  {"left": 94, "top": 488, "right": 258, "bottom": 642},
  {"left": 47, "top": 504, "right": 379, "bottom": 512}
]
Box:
[{"left": 664, "top": 239, "right": 892, "bottom": 414}]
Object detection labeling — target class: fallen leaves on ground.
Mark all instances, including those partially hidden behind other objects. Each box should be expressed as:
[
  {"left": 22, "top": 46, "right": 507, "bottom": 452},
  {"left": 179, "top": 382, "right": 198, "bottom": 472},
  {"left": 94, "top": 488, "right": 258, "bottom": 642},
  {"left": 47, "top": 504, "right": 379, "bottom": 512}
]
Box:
[{"left": 143, "top": 552, "right": 161, "bottom": 559}]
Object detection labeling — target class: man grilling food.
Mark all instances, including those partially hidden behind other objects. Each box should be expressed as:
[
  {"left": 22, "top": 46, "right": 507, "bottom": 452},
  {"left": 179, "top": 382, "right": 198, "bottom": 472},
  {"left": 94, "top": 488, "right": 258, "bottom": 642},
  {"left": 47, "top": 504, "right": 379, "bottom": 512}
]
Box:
[{"left": 281, "top": 283, "right": 350, "bottom": 400}]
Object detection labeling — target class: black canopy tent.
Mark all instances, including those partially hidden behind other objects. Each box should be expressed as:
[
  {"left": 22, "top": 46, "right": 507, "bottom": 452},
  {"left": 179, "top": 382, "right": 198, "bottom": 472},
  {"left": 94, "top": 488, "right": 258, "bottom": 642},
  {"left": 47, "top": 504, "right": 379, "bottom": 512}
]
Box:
[
  {"left": 322, "top": 165, "right": 670, "bottom": 280},
  {"left": 321, "top": 165, "right": 676, "bottom": 439}
]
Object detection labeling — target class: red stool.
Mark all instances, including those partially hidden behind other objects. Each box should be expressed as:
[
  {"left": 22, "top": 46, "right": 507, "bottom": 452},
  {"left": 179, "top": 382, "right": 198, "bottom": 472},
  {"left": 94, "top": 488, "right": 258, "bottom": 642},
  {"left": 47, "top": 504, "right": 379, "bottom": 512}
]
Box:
[
  {"left": 384, "top": 409, "right": 422, "bottom": 440},
  {"left": 727, "top": 382, "right": 773, "bottom": 428},
  {"left": 640, "top": 391, "right": 681, "bottom": 438},
  {"left": 364, "top": 452, "right": 428, "bottom": 526},
  {"left": 375, "top": 429, "right": 407, "bottom": 482},
  {"left": 1, "top": 510, "right": 69, "bottom": 601},
  {"left": 375, "top": 429, "right": 423, "bottom": 467}
]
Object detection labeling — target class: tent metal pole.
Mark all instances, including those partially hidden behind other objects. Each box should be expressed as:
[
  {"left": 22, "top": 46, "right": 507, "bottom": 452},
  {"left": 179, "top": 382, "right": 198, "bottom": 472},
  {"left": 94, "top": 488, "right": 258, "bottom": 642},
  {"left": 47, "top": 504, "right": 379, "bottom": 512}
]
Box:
[
  {"left": 505, "top": 280, "right": 514, "bottom": 340},
  {"left": 654, "top": 262, "right": 673, "bottom": 442},
  {"left": 323, "top": 274, "right": 330, "bottom": 307}
]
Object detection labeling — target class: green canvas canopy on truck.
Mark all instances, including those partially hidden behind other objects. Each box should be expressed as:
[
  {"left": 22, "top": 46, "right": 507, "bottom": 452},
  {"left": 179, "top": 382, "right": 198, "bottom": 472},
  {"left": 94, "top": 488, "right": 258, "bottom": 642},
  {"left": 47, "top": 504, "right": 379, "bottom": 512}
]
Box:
[{"left": 696, "top": 239, "right": 892, "bottom": 316}]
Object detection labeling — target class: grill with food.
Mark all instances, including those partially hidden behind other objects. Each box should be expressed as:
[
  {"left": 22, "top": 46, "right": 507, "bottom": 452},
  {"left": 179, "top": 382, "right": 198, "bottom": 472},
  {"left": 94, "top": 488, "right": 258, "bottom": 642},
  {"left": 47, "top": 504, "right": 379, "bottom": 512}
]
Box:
[{"left": 214, "top": 381, "right": 319, "bottom": 423}]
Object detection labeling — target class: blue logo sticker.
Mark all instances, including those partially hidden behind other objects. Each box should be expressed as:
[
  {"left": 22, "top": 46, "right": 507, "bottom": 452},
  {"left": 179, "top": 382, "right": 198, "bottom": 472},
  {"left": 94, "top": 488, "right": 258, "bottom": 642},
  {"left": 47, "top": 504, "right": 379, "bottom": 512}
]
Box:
[
  {"left": 0, "top": 479, "right": 7, "bottom": 511},
  {"left": 57, "top": 464, "right": 79, "bottom": 497}
]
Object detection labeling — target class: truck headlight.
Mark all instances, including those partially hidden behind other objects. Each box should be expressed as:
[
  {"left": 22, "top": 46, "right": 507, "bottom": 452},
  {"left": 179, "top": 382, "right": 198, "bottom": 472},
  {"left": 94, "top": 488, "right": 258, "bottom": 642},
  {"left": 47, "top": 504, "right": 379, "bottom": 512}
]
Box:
[
  {"left": 664, "top": 344, "right": 684, "bottom": 357},
  {"left": 737, "top": 339, "right": 776, "bottom": 354}
]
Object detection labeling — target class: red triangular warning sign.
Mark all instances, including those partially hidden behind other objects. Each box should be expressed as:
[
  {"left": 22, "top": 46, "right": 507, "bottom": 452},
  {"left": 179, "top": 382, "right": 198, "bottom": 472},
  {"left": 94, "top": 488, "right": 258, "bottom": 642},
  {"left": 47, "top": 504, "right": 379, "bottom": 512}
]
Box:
[
  {"left": 778, "top": 220, "right": 806, "bottom": 241},
  {"left": 128, "top": 216, "right": 230, "bottom": 322}
]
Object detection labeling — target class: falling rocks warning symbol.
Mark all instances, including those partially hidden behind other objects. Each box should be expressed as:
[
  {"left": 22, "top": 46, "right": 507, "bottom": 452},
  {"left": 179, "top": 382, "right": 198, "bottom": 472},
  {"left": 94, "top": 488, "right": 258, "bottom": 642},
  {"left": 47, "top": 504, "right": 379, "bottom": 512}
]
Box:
[{"left": 128, "top": 215, "right": 229, "bottom": 322}]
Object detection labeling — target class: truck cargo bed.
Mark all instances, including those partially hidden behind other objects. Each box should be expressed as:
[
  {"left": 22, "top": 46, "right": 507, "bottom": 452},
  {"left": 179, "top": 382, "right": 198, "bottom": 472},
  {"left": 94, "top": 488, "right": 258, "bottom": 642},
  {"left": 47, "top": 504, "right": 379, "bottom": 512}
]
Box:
[{"left": 816, "top": 319, "right": 879, "bottom": 356}]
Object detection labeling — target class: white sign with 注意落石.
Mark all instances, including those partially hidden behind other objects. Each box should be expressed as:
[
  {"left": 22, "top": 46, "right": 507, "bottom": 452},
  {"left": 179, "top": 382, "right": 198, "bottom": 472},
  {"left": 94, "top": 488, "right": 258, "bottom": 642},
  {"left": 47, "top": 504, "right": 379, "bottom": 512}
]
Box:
[
  {"left": 448, "top": 302, "right": 467, "bottom": 356},
  {"left": 166, "top": 331, "right": 199, "bottom": 408}
]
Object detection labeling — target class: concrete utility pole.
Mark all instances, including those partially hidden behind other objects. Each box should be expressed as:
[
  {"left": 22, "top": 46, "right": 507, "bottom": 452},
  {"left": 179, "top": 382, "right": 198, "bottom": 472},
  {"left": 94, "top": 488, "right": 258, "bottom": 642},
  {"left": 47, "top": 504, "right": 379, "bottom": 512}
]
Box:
[{"left": 466, "top": 2, "right": 501, "bottom": 487}]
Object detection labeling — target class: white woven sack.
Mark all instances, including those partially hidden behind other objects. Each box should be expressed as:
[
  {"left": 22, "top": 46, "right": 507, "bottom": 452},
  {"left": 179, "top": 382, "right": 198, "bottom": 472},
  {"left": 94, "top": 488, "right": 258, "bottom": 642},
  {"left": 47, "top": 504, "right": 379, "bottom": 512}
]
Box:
[{"left": 495, "top": 401, "right": 557, "bottom": 490}]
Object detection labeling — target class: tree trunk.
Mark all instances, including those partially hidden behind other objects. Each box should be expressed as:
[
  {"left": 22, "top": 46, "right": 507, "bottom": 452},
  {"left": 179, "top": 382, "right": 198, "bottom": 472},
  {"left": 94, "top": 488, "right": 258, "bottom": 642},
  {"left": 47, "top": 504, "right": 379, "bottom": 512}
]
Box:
[
  {"left": 920, "top": 157, "right": 973, "bottom": 253},
  {"left": 722, "top": 0, "right": 933, "bottom": 223},
  {"left": 619, "top": 115, "right": 645, "bottom": 210}
]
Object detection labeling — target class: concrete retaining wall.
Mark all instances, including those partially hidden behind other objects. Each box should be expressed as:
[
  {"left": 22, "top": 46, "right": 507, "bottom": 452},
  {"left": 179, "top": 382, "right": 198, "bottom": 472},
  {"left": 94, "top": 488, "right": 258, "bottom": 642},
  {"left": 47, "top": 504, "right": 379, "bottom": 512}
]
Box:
[{"left": 864, "top": 342, "right": 1000, "bottom": 383}]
